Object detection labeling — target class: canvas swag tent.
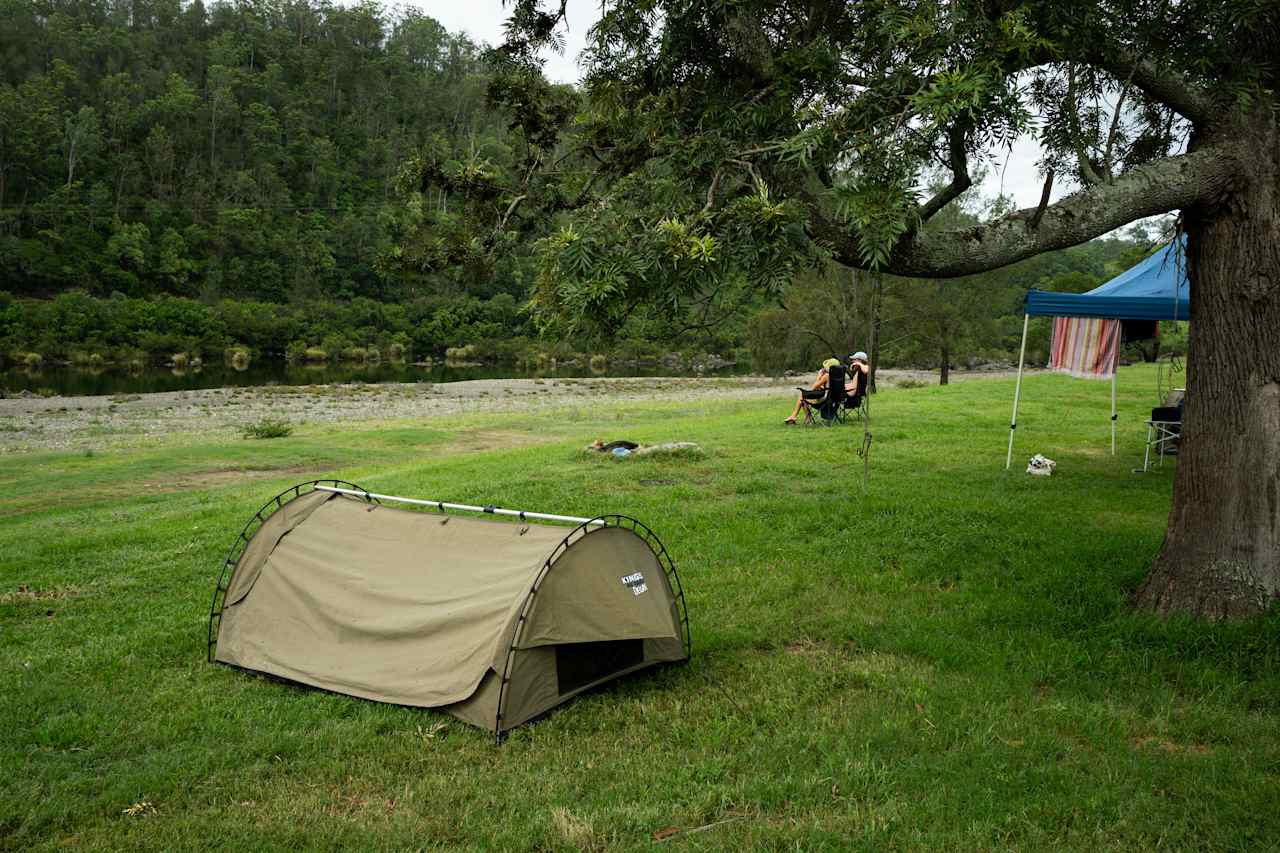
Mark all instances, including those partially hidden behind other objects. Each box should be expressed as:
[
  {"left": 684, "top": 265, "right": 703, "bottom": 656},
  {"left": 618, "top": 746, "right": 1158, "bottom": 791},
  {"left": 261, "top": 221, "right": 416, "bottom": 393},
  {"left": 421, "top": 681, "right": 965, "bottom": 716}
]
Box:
[{"left": 208, "top": 481, "right": 690, "bottom": 737}]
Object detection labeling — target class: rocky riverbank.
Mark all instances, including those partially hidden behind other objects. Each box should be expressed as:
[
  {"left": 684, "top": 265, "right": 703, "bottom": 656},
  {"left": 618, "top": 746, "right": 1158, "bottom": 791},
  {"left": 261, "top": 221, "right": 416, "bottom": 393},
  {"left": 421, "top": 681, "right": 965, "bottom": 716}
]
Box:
[{"left": 2, "top": 369, "right": 1026, "bottom": 452}]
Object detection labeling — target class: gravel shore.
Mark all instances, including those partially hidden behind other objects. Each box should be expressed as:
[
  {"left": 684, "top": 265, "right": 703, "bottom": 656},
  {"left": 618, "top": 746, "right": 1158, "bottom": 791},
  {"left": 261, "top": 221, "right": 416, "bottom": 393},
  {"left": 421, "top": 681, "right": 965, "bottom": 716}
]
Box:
[{"left": 3, "top": 369, "right": 1024, "bottom": 452}]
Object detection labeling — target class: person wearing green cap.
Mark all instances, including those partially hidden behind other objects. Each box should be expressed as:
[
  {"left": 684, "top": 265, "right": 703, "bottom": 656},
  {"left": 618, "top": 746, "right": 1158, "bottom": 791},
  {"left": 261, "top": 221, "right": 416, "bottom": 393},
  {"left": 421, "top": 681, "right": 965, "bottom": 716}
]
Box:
[{"left": 784, "top": 357, "right": 841, "bottom": 424}]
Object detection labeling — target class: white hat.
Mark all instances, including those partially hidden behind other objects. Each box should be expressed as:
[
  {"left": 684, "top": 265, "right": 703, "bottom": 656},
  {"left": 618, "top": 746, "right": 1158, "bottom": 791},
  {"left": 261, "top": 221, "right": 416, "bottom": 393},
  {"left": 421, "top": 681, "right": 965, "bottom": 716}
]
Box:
[{"left": 850, "top": 351, "right": 868, "bottom": 362}]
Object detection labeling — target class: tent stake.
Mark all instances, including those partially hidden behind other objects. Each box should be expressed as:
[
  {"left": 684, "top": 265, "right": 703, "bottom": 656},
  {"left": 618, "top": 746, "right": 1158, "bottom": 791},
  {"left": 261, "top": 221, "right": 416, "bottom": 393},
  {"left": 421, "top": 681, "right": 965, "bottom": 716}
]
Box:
[
  {"left": 1006, "top": 313, "right": 1030, "bottom": 470},
  {"left": 314, "top": 486, "right": 605, "bottom": 526}
]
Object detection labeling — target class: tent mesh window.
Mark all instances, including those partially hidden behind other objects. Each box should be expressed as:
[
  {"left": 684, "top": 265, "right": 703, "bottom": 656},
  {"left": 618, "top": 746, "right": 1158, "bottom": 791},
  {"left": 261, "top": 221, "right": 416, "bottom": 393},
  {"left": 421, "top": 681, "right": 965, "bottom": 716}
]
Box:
[{"left": 555, "top": 639, "right": 645, "bottom": 695}]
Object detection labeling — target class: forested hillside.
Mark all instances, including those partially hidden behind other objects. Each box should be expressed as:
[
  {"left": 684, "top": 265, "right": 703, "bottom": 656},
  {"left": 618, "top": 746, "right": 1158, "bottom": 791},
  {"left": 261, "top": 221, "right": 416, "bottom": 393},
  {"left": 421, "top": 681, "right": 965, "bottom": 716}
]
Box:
[
  {"left": 0, "top": 0, "right": 565, "bottom": 364},
  {"left": 0, "top": 0, "right": 1166, "bottom": 373},
  {"left": 0, "top": 0, "right": 505, "bottom": 301}
]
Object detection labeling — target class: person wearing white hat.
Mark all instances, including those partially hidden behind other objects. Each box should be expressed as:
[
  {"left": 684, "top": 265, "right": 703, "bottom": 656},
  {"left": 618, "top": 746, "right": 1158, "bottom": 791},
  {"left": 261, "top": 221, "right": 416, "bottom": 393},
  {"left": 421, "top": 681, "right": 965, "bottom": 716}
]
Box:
[
  {"left": 783, "top": 357, "right": 840, "bottom": 424},
  {"left": 846, "top": 352, "right": 870, "bottom": 408}
]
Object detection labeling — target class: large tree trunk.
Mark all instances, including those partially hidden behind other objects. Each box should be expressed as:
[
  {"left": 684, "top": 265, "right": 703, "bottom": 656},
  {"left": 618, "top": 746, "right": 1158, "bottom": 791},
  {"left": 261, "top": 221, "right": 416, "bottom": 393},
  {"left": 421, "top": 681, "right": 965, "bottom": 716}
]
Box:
[
  {"left": 1135, "top": 115, "right": 1280, "bottom": 618},
  {"left": 939, "top": 339, "right": 950, "bottom": 385}
]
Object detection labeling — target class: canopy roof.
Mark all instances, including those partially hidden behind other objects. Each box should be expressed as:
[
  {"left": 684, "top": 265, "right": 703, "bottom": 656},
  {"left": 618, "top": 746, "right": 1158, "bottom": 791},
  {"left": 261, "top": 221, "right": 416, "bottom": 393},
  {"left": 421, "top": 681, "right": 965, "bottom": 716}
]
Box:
[{"left": 1025, "top": 237, "right": 1190, "bottom": 320}]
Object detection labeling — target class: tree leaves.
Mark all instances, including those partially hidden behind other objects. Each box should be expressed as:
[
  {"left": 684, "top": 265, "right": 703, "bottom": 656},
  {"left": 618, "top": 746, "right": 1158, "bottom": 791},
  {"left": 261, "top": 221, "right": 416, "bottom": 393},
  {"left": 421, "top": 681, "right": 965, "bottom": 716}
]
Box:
[{"left": 472, "top": 0, "right": 1278, "bottom": 332}]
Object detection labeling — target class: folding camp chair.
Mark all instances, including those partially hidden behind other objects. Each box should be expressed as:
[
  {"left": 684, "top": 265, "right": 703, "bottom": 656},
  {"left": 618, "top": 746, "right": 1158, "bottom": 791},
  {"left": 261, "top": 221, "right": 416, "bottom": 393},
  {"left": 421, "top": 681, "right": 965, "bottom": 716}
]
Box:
[
  {"left": 840, "top": 391, "right": 869, "bottom": 428},
  {"left": 800, "top": 364, "right": 844, "bottom": 426},
  {"left": 836, "top": 365, "right": 869, "bottom": 427},
  {"left": 1138, "top": 404, "right": 1182, "bottom": 472}
]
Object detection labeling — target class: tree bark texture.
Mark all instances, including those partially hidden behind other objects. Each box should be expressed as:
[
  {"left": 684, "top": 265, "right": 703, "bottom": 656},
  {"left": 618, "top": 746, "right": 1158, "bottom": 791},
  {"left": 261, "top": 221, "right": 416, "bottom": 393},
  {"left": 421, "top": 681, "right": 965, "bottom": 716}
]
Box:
[{"left": 1135, "top": 114, "right": 1280, "bottom": 618}]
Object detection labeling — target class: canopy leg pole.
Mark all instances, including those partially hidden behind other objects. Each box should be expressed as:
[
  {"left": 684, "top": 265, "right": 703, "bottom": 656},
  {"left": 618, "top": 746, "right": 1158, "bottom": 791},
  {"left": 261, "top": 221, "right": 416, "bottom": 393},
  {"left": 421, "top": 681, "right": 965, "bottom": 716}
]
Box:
[
  {"left": 862, "top": 396, "right": 871, "bottom": 493},
  {"left": 1006, "top": 314, "right": 1030, "bottom": 470},
  {"left": 1110, "top": 362, "right": 1118, "bottom": 456}
]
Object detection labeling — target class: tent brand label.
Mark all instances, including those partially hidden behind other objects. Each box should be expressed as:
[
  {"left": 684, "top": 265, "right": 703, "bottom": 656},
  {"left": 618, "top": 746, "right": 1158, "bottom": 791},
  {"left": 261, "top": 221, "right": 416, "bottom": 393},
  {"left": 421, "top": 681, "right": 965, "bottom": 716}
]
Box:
[{"left": 620, "top": 572, "right": 648, "bottom": 596}]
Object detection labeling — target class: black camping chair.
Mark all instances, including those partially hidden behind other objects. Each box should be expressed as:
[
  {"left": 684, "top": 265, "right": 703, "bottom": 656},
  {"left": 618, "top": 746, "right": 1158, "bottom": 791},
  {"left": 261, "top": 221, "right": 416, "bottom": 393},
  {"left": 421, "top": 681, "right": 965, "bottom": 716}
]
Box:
[
  {"left": 837, "top": 365, "right": 869, "bottom": 427},
  {"left": 801, "top": 364, "right": 844, "bottom": 426},
  {"left": 1139, "top": 400, "right": 1183, "bottom": 472}
]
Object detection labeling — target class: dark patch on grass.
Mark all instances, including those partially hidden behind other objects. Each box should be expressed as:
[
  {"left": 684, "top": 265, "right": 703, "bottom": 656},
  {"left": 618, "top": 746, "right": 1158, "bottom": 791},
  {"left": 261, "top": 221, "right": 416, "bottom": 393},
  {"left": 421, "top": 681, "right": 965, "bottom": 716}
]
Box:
[{"left": 1132, "top": 736, "right": 1214, "bottom": 755}]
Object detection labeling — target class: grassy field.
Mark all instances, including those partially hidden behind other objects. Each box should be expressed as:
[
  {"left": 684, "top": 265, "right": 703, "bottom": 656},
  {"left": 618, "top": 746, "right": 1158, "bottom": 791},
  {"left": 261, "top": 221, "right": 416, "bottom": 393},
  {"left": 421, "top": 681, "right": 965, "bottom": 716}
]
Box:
[{"left": 3, "top": 366, "right": 1278, "bottom": 851}]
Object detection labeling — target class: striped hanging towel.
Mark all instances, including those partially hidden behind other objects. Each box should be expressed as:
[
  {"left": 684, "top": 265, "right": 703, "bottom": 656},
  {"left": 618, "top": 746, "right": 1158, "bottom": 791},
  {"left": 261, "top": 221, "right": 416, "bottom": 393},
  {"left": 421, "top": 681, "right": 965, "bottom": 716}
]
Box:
[{"left": 1049, "top": 317, "right": 1120, "bottom": 378}]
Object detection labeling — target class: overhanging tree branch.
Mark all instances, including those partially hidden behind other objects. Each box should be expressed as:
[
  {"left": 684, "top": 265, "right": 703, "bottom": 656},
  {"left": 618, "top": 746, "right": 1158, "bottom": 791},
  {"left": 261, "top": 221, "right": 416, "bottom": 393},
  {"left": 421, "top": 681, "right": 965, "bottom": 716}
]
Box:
[
  {"left": 497, "top": 194, "right": 527, "bottom": 231},
  {"left": 963, "top": 0, "right": 1219, "bottom": 125},
  {"left": 1088, "top": 47, "right": 1218, "bottom": 127},
  {"left": 809, "top": 143, "right": 1240, "bottom": 278}
]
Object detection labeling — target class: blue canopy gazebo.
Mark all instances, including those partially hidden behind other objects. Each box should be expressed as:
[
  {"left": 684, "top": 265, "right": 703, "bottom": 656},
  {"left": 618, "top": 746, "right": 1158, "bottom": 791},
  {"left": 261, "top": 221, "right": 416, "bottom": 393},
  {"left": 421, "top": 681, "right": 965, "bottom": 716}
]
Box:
[{"left": 1006, "top": 237, "right": 1190, "bottom": 468}]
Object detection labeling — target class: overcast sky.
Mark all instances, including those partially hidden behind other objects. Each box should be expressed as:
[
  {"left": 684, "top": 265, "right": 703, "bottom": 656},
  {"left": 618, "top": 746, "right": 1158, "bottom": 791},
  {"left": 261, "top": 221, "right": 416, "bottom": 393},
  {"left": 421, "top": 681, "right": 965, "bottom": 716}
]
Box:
[{"left": 412, "top": 1, "right": 1056, "bottom": 210}]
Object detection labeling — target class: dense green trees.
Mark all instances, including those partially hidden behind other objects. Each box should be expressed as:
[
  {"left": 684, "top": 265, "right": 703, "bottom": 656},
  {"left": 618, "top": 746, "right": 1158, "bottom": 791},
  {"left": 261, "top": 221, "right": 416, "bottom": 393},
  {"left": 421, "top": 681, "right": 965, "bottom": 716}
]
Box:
[
  {"left": 0, "top": 0, "right": 579, "bottom": 362},
  {"left": 0, "top": 0, "right": 506, "bottom": 303},
  {"left": 745, "top": 235, "right": 1150, "bottom": 380},
  {"left": 0, "top": 289, "right": 529, "bottom": 365},
  {"left": 2, "top": 0, "right": 1156, "bottom": 374},
  {"left": 741, "top": 164, "right": 1151, "bottom": 384}
]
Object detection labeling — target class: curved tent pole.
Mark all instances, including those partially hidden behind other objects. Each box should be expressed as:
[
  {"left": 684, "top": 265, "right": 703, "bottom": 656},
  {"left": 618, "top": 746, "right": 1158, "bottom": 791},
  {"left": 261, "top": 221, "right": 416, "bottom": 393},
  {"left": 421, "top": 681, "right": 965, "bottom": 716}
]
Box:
[
  {"left": 493, "top": 520, "right": 592, "bottom": 743},
  {"left": 313, "top": 485, "right": 605, "bottom": 527},
  {"left": 493, "top": 515, "right": 689, "bottom": 744},
  {"left": 207, "top": 479, "right": 376, "bottom": 663},
  {"left": 1006, "top": 313, "right": 1030, "bottom": 470}
]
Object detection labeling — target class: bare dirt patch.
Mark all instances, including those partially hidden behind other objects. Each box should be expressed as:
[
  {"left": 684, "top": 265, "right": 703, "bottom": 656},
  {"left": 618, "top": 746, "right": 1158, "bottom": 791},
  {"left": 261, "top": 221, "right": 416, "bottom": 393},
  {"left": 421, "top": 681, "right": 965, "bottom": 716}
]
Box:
[
  {"left": 0, "top": 584, "right": 84, "bottom": 604},
  {"left": 152, "top": 465, "right": 326, "bottom": 491},
  {"left": 784, "top": 639, "right": 855, "bottom": 658},
  {"left": 1132, "top": 736, "right": 1213, "bottom": 755},
  {"left": 441, "top": 428, "right": 546, "bottom": 454},
  {"left": 0, "top": 465, "right": 338, "bottom": 517}
]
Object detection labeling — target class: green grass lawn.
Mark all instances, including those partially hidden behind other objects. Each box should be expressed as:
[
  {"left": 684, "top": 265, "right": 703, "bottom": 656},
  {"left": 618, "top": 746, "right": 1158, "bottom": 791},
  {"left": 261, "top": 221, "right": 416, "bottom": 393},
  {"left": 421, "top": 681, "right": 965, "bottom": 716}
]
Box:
[{"left": 3, "top": 366, "right": 1278, "bottom": 850}]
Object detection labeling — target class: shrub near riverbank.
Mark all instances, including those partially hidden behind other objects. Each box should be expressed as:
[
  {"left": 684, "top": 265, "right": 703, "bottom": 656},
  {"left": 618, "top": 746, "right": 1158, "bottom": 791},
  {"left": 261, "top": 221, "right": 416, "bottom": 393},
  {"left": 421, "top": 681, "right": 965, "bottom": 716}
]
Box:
[
  {"left": 0, "top": 290, "right": 526, "bottom": 367},
  {"left": 1, "top": 291, "right": 744, "bottom": 374}
]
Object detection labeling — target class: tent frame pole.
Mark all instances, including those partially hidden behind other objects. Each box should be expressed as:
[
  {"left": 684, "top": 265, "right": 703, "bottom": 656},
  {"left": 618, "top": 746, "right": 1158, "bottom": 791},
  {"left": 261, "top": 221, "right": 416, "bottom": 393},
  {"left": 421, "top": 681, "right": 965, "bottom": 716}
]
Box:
[
  {"left": 315, "top": 486, "right": 605, "bottom": 526},
  {"left": 1006, "top": 313, "right": 1030, "bottom": 470},
  {"left": 1110, "top": 359, "right": 1118, "bottom": 456},
  {"left": 492, "top": 513, "right": 690, "bottom": 743},
  {"left": 207, "top": 479, "right": 375, "bottom": 663}
]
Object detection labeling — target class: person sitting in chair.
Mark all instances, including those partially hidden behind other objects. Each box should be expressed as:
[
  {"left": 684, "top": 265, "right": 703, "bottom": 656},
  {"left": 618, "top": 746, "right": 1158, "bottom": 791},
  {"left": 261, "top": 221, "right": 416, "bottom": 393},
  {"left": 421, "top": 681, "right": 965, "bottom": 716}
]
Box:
[
  {"left": 845, "top": 351, "right": 870, "bottom": 409},
  {"left": 784, "top": 358, "right": 840, "bottom": 424}
]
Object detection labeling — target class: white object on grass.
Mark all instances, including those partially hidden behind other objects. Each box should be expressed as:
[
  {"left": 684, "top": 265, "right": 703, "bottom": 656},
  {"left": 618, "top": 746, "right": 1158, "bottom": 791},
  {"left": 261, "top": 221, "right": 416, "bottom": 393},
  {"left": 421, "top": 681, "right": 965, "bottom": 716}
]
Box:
[{"left": 1026, "top": 454, "right": 1057, "bottom": 476}]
